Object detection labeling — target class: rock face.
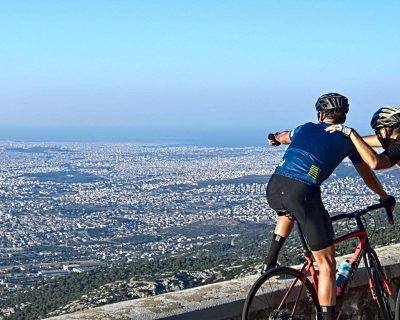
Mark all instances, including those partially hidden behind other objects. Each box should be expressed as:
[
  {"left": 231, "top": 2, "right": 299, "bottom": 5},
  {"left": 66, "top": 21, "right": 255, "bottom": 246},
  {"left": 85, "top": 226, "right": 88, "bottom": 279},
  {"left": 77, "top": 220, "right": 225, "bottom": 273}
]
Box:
[
  {"left": 43, "top": 270, "right": 214, "bottom": 318},
  {"left": 46, "top": 244, "right": 400, "bottom": 320}
]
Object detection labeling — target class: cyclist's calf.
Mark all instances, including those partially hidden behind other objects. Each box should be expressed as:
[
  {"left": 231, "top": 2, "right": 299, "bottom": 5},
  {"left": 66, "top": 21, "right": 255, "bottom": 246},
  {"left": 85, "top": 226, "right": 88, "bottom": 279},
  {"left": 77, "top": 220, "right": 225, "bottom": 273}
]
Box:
[
  {"left": 312, "top": 245, "right": 337, "bottom": 307},
  {"left": 314, "top": 252, "right": 336, "bottom": 274}
]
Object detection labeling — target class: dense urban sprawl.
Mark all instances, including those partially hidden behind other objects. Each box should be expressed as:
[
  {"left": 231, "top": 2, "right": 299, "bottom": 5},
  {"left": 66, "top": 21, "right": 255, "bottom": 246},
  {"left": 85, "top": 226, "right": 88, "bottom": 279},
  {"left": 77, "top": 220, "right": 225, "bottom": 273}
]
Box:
[{"left": 0, "top": 142, "right": 399, "bottom": 296}]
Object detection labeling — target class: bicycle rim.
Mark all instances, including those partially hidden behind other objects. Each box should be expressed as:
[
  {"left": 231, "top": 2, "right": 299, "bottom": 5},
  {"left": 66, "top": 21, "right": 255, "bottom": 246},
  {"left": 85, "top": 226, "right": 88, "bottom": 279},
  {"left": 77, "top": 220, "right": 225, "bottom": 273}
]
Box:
[
  {"left": 395, "top": 288, "right": 400, "bottom": 320},
  {"left": 368, "top": 252, "right": 393, "bottom": 320},
  {"left": 242, "top": 267, "right": 321, "bottom": 320}
]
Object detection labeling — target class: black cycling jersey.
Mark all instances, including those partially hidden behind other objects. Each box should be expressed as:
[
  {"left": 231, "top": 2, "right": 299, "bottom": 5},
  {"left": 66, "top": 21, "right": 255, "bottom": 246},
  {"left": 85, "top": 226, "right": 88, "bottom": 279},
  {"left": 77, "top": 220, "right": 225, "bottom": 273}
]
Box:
[{"left": 383, "top": 139, "right": 400, "bottom": 166}]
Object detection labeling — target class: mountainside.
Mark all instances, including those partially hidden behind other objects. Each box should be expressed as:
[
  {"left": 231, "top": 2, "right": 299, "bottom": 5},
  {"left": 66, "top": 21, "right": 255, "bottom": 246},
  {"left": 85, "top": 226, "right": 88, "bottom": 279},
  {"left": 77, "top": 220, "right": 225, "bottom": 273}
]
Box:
[{"left": 1, "top": 209, "right": 400, "bottom": 320}]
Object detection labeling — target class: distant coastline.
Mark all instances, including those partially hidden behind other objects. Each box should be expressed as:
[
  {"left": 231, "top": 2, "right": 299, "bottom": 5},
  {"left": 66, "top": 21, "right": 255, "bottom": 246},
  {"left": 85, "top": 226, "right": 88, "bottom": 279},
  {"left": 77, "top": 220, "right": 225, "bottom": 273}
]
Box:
[
  {"left": 0, "top": 123, "right": 374, "bottom": 147},
  {"left": 0, "top": 127, "right": 268, "bottom": 147}
]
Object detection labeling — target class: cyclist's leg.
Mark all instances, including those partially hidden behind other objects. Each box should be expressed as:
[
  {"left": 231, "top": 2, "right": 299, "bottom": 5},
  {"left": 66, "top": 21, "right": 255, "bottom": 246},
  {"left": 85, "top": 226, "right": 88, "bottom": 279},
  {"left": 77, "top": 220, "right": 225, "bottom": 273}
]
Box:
[
  {"left": 264, "top": 175, "right": 295, "bottom": 270},
  {"left": 313, "top": 245, "right": 336, "bottom": 319},
  {"left": 263, "top": 215, "right": 294, "bottom": 269},
  {"left": 283, "top": 184, "right": 336, "bottom": 319},
  {"left": 274, "top": 214, "right": 295, "bottom": 236},
  {"left": 303, "top": 191, "right": 336, "bottom": 319}
]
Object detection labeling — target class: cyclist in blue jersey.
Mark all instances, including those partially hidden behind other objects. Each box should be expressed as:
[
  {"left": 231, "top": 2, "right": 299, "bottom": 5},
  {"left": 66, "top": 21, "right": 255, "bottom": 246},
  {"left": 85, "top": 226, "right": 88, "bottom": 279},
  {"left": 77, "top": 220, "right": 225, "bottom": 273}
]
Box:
[{"left": 264, "top": 93, "right": 392, "bottom": 320}]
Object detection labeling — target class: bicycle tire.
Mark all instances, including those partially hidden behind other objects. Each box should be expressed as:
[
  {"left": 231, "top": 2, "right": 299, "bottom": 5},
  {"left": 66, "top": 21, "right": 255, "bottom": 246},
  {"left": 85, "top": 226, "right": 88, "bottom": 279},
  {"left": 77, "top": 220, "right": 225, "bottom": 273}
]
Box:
[
  {"left": 368, "top": 251, "right": 393, "bottom": 320},
  {"left": 395, "top": 288, "right": 400, "bottom": 320},
  {"left": 242, "top": 266, "right": 321, "bottom": 320}
]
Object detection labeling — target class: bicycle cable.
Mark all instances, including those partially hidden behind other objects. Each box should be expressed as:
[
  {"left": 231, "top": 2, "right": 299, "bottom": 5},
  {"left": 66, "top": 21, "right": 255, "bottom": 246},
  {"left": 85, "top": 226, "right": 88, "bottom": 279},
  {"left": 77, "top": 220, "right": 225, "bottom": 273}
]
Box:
[
  {"left": 345, "top": 216, "right": 356, "bottom": 232},
  {"left": 363, "top": 212, "right": 377, "bottom": 237},
  {"left": 344, "top": 212, "right": 376, "bottom": 237}
]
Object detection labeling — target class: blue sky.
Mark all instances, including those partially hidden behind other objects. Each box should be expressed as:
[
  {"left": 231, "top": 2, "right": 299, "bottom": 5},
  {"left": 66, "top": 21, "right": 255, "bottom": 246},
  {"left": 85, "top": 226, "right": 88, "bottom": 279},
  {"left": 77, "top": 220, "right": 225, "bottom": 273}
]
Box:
[{"left": 0, "top": 1, "right": 399, "bottom": 144}]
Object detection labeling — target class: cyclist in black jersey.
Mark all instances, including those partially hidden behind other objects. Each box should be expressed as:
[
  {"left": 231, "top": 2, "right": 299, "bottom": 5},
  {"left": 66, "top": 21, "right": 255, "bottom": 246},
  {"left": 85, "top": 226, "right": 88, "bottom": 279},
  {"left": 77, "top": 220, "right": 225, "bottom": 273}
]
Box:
[
  {"left": 265, "top": 93, "right": 392, "bottom": 320},
  {"left": 326, "top": 106, "right": 400, "bottom": 169}
]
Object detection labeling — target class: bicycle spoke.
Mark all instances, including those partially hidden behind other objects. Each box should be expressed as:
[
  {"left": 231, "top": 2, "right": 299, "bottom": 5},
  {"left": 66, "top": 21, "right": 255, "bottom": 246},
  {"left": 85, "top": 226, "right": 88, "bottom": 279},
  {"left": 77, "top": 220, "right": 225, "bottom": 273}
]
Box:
[
  {"left": 243, "top": 268, "right": 319, "bottom": 320},
  {"left": 291, "top": 281, "right": 305, "bottom": 315},
  {"left": 278, "top": 275, "right": 301, "bottom": 310}
]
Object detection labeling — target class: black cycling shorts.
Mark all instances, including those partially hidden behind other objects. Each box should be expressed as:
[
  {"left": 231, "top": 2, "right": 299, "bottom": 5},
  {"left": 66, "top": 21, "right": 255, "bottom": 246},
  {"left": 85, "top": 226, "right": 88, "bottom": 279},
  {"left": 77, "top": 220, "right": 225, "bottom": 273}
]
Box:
[{"left": 266, "top": 174, "right": 334, "bottom": 251}]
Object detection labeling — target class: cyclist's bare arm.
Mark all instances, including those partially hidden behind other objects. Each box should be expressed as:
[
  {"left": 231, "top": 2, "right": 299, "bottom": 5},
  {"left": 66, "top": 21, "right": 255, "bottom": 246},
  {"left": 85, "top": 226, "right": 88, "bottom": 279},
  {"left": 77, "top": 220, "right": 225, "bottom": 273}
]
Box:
[
  {"left": 350, "top": 131, "right": 392, "bottom": 169},
  {"left": 354, "top": 161, "right": 389, "bottom": 200},
  {"left": 363, "top": 134, "right": 382, "bottom": 148},
  {"left": 268, "top": 131, "right": 291, "bottom": 146},
  {"left": 276, "top": 131, "right": 291, "bottom": 144}
]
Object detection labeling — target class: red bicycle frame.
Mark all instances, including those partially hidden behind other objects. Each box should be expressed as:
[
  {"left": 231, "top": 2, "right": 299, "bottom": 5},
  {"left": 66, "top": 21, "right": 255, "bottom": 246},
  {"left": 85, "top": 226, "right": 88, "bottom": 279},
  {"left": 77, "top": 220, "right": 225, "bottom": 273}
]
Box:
[
  {"left": 299, "top": 228, "right": 392, "bottom": 299},
  {"left": 265, "top": 202, "right": 395, "bottom": 318}
]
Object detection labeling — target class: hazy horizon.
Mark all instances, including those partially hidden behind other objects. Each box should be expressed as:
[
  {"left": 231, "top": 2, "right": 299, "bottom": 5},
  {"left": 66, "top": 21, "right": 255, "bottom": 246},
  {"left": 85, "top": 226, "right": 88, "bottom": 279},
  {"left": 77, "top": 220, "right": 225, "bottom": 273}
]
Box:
[
  {"left": 0, "top": 126, "right": 267, "bottom": 147},
  {"left": 0, "top": 121, "right": 383, "bottom": 147}
]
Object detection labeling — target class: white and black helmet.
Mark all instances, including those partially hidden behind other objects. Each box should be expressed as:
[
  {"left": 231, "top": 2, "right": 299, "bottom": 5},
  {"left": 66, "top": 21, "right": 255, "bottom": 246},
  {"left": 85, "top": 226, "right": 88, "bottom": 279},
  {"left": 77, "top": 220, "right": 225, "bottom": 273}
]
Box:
[
  {"left": 370, "top": 106, "right": 400, "bottom": 130},
  {"left": 315, "top": 93, "right": 349, "bottom": 113}
]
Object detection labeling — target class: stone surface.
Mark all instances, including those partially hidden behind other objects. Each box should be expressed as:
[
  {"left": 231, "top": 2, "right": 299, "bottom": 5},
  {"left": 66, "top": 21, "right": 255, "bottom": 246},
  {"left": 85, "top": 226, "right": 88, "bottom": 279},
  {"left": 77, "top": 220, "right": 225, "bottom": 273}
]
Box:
[{"left": 46, "top": 244, "right": 400, "bottom": 320}]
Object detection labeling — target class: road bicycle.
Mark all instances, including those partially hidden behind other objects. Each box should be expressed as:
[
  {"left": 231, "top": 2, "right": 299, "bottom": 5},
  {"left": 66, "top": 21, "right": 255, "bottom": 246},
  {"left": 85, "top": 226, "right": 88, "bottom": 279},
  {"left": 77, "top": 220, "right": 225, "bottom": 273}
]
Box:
[{"left": 242, "top": 201, "right": 396, "bottom": 320}]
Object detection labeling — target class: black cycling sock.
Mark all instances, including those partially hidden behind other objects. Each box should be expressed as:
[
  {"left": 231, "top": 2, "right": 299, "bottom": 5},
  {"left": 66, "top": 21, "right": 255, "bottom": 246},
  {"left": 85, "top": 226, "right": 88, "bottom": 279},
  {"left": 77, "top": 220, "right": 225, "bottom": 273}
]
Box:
[
  {"left": 321, "top": 305, "right": 336, "bottom": 320},
  {"left": 264, "top": 233, "right": 286, "bottom": 268}
]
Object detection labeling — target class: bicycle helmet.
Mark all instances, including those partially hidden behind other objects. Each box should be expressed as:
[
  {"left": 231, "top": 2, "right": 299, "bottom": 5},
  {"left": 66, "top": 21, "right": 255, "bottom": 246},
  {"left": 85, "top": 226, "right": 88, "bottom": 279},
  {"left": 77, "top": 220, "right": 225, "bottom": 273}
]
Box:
[
  {"left": 370, "top": 106, "right": 400, "bottom": 130},
  {"left": 315, "top": 93, "right": 349, "bottom": 113}
]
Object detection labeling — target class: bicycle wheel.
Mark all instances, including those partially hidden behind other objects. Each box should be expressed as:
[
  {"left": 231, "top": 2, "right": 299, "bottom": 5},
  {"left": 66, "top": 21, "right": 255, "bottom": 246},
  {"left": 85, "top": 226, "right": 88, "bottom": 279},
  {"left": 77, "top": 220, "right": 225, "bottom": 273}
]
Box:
[
  {"left": 242, "top": 267, "right": 321, "bottom": 320},
  {"left": 367, "top": 251, "right": 393, "bottom": 320},
  {"left": 395, "top": 288, "right": 400, "bottom": 320}
]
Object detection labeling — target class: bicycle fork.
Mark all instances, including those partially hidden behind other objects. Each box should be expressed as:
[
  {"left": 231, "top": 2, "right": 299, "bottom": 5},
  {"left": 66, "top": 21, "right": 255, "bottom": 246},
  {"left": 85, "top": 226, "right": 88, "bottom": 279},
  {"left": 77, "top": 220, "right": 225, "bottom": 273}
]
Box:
[{"left": 364, "top": 250, "right": 393, "bottom": 301}]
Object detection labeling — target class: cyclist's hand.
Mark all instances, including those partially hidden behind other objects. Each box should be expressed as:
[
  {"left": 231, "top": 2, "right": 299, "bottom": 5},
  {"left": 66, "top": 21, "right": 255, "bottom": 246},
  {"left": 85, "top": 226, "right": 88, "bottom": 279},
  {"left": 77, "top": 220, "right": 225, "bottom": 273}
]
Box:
[
  {"left": 380, "top": 195, "right": 396, "bottom": 224},
  {"left": 380, "top": 195, "right": 396, "bottom": 211},
  {"left": 325, "top": 124, "right": 353, "bottom": 137},
  {"left": 268, "top": 133, "right": 281, "bottom": 146}
]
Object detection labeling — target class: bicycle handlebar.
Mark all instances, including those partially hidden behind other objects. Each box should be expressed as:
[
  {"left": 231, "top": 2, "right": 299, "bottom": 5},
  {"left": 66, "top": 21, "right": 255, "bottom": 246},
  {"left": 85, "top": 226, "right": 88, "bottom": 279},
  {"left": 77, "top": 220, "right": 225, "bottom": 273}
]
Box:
[
  {"left": 330, "top": 197, "right": 395, "bottom": 225},
  {"left": 330, "top": 213, "right": 351, "bottom": 222}
]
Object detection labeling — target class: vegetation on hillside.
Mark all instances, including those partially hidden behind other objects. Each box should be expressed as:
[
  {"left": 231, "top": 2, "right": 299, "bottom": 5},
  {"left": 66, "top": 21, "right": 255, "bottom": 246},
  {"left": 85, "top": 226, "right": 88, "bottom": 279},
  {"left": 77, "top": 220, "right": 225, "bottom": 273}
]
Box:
[{"left": 1, "top": 208, "right": 399, "bottom": 320}]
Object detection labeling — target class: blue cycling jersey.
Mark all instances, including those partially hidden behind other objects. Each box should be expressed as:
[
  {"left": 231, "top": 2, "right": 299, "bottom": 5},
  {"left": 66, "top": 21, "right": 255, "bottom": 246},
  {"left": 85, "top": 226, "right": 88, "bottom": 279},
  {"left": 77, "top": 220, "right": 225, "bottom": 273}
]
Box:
[{"left": 274, "top": 122, "right": 362, "bottom": 186}]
